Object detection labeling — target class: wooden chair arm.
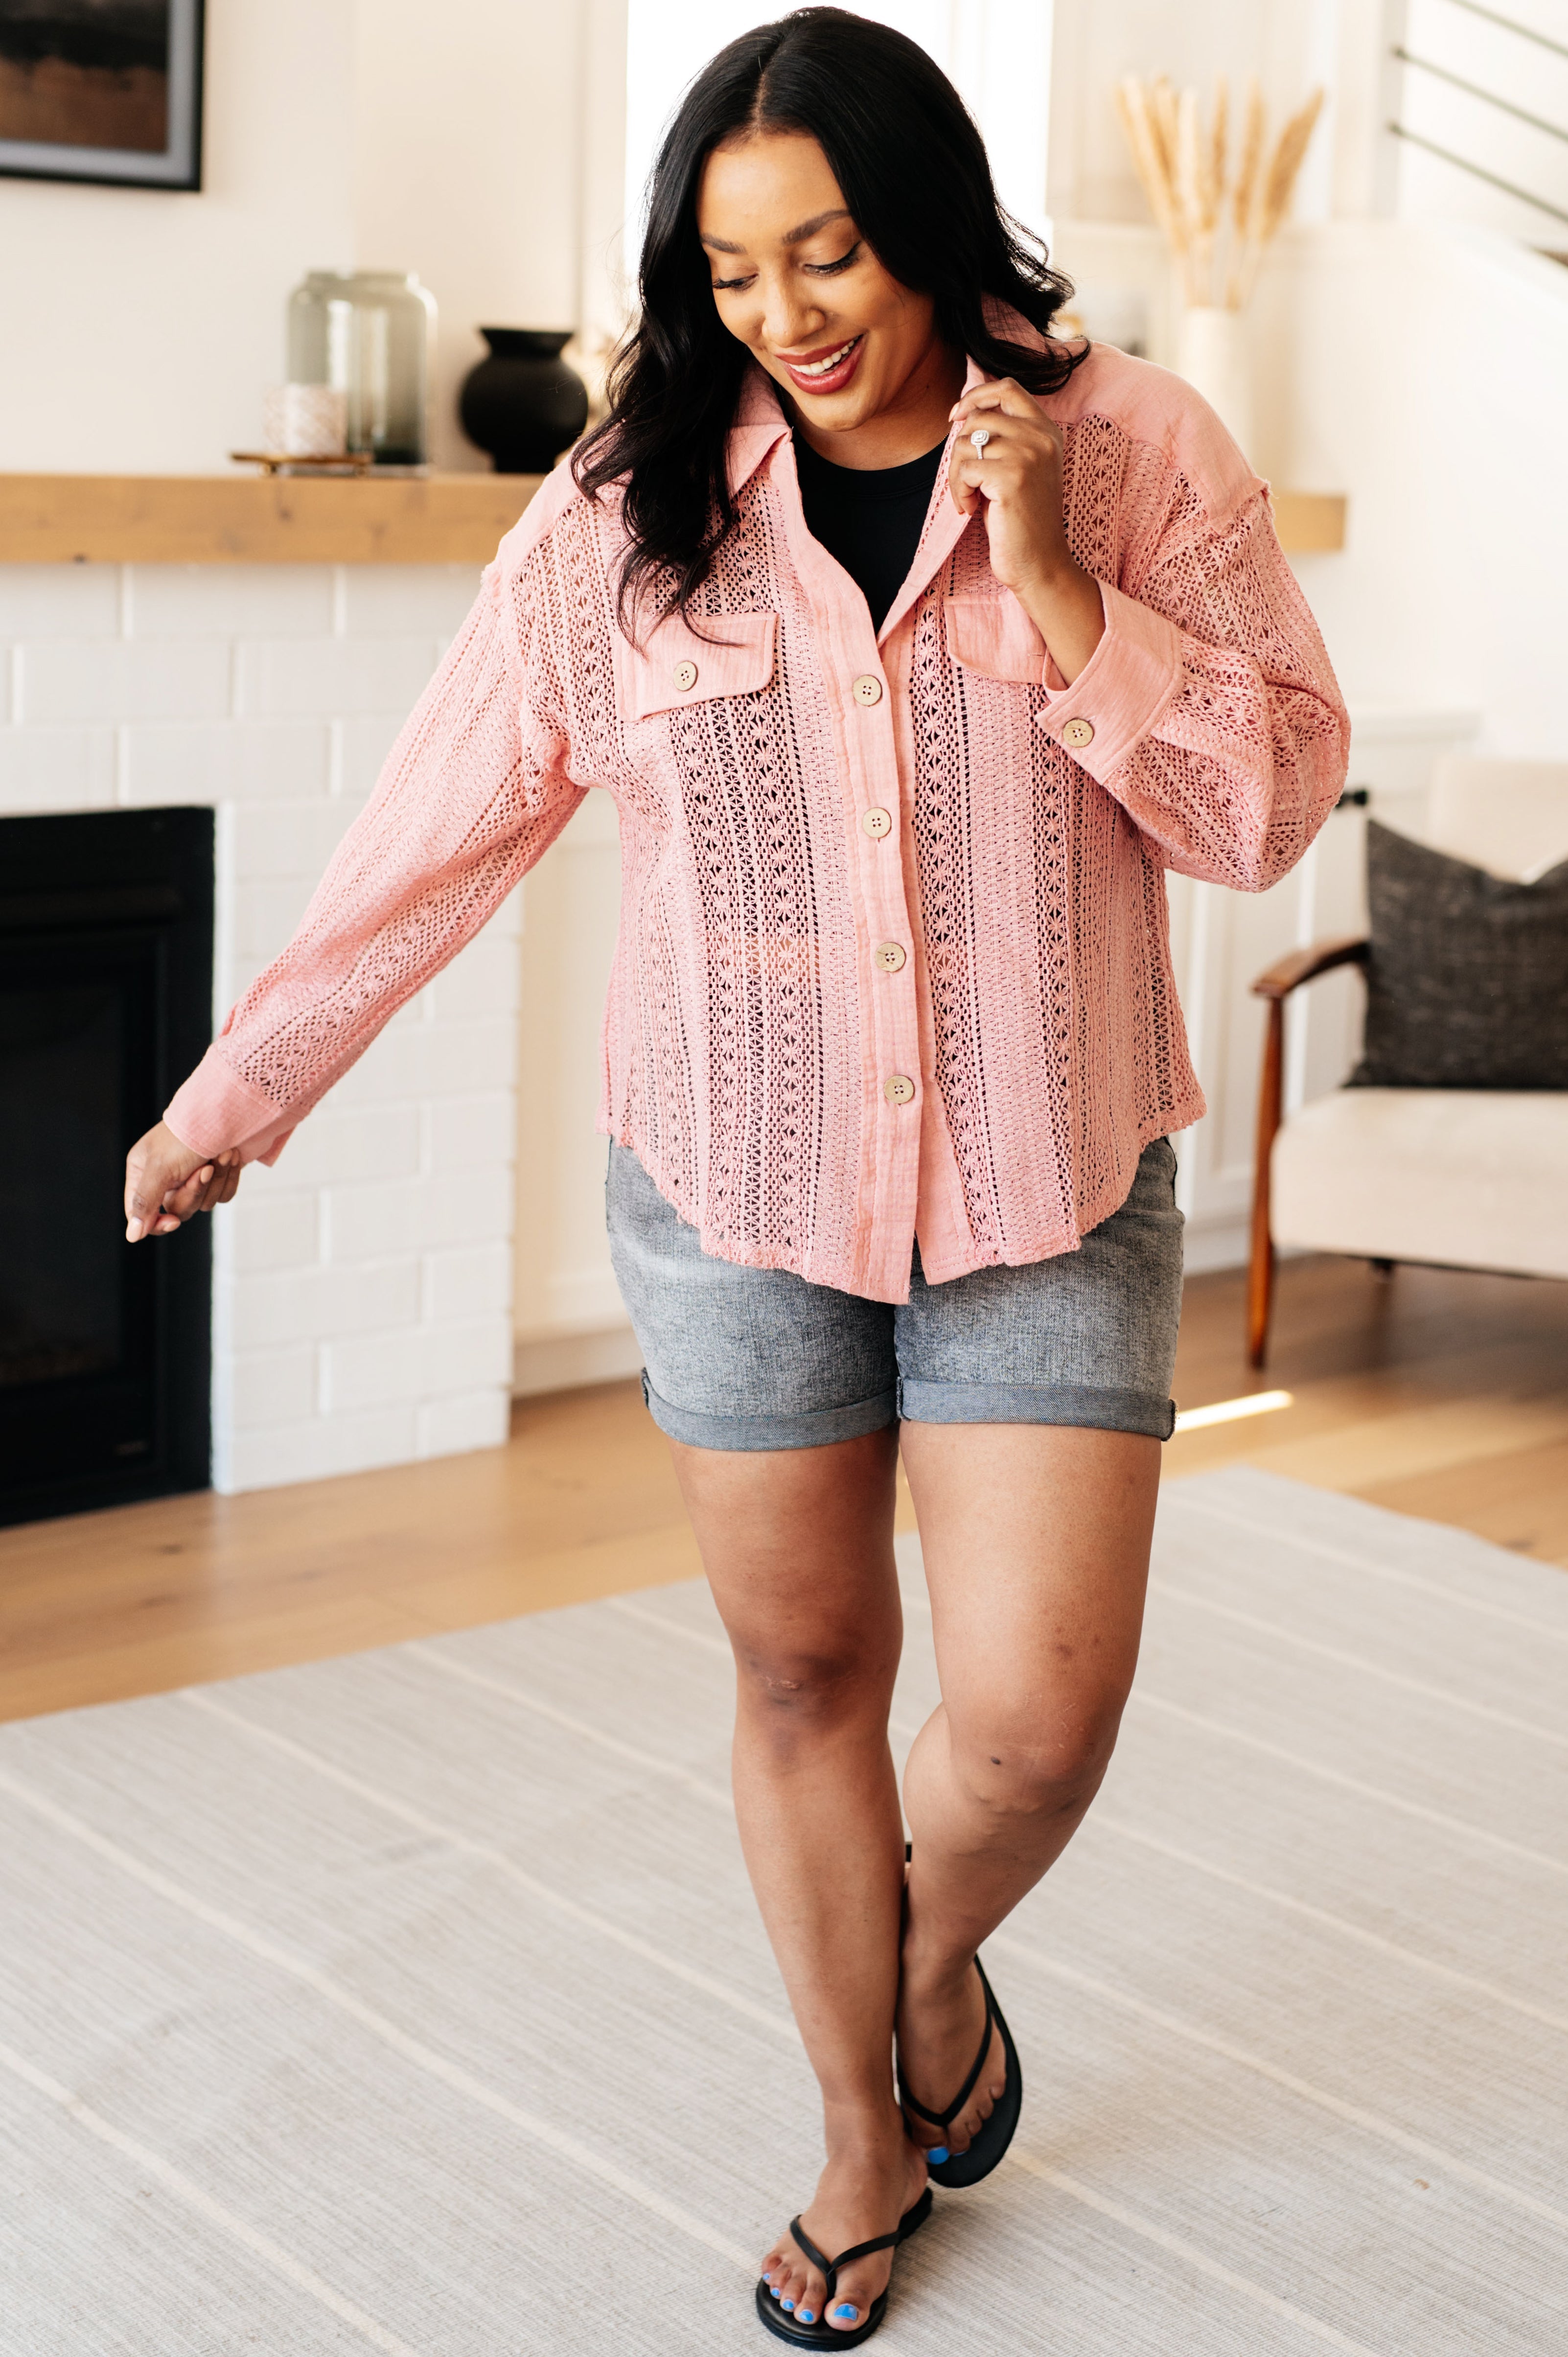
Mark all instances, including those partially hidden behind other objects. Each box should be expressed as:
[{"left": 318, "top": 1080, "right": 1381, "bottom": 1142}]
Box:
[
  {"left": 1251, "top": 935, "right": 1369, "bottom": 1001},
  {"left": 1245, "top": 933, "right": 1367, "bottom": 1367}
]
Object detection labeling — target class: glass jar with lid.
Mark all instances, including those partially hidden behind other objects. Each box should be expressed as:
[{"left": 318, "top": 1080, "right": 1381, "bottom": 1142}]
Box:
[{"left": 285, "top": 271, "right": 437, "bottom": 466}]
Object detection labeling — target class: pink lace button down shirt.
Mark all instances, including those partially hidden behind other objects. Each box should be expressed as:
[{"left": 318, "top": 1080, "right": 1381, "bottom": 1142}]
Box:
[{"left": 166, "top": 333, "right": 1349, "bottom": 1305}]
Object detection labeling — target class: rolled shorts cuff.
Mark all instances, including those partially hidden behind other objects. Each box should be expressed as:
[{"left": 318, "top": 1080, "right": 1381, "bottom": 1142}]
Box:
[
  {"left": 640, "top": 1372, "right": 899, "bottom": 1453},
  {"left": 896, "top": 1377, "right": 1176, "bottom": 1441}
]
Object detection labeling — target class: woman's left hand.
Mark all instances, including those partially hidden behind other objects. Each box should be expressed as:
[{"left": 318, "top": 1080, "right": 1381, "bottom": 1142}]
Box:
[{"left": 948, "top": 377, "right": 1106, "bottom": 683}]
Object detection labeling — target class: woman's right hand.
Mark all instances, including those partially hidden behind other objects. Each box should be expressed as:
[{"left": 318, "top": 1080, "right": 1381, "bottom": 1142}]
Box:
[{"left": 124, "top": 1122, "right": 243, "bottom": 1242}]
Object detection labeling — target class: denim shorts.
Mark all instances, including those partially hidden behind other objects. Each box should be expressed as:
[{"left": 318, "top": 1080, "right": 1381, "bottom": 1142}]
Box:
[{"left": 606, "top": 1137, "right": 1184, "bottom": 1451}]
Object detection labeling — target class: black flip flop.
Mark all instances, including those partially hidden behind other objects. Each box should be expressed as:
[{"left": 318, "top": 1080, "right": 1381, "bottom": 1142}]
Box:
[
  {"left": 898, "top": 1955, "right": 1022, "bottom": 2189},
  {"left": 755, "top": 2187, "right": 932, "bottom": 2347}
]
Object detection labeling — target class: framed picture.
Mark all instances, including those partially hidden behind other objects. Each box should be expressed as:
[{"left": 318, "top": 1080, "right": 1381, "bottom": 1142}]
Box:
[{"left": 0, "top": 0, "right": 204, "bottom": 189}]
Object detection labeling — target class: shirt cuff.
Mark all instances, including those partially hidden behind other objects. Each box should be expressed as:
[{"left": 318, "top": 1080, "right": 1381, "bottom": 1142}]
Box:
[
  {"left": 165, "top": 1045, "right": 294, "bottom": 1165},
  {"left": 1035, "top": 580, "right": 1183, "bottom": 781}
]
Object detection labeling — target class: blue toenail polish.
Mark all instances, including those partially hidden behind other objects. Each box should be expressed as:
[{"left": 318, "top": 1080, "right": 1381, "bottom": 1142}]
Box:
[
  {"left": 781, "top": 2298, "right": 794, "bottom": 2311},
  {"left": 927, "top": 2144, "right": 949, "bottom": 2163},
  {"left": 797, "top": 2311, "right": 815, "bottom": 2325},
  {"left": 834, "top": 2304, "right": 858, "bottom": 2319}
]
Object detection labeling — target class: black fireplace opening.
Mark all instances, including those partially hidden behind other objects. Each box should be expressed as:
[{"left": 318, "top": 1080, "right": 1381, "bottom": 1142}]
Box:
[{"left": 1, "top": 808, "right": 214, "bottom": 1528}]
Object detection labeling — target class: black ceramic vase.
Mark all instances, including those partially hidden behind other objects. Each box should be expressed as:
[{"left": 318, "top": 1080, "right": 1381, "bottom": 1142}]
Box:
[{"left": 459, "top": 328, "right": 589, "bottom": 474}]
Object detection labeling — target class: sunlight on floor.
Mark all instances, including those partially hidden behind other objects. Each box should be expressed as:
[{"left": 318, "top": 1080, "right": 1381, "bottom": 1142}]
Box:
[{"left": 1173, "top": 1389, "right": 1294, "bottom": 1434}]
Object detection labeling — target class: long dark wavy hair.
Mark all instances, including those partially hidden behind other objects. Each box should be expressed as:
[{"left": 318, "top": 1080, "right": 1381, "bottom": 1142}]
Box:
[{"left": 573, "top": 7, "right": 1085, "bottom": 634}]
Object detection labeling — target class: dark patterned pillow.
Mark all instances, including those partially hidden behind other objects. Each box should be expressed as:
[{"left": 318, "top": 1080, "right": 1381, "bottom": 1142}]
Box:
[{"left": 1350, "top": 820, "right": 1568, "bottom": 1089}]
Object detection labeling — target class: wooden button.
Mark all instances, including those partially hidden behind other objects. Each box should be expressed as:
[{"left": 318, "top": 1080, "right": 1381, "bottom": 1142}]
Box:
[
  {"left": 861, "top": 807, "right": 893, "bottom": 839},
  {"left": 672, "top": 659, "right": 699, "bottom": 692},
  {"left": 1062, "top": 715, "right": 1095, "bottom": 750},
  {"left": 874, "top": 941, "right": 907, "bottom": 972},
  {"left": 853, "top": 674, "right": 884, "bottom": 706},
  {"left": 883, "top": 1073, "right": 916, "bottom": 1105}
]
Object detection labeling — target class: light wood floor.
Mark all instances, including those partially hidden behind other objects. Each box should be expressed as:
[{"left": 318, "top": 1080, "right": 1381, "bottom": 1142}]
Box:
[{"left": 3, "top": 1254, "right": 1565, "bottom": 1724}]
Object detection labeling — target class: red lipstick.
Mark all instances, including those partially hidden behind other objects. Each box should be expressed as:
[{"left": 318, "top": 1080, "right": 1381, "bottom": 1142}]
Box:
[{"left": 778, "top": 333, "right": 865, "bottom": 397}]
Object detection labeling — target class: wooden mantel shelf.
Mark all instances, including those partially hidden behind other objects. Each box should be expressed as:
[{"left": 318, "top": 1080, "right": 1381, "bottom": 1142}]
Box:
[
  {"left": 1272, "top": 490, "right": 1346, "bottom": 554},
  {"left": 0, "top": 473, "right": 1346, "bottom": 566},
  {"left": 0, "top": 471, "right": 546, "bottom": 565}
]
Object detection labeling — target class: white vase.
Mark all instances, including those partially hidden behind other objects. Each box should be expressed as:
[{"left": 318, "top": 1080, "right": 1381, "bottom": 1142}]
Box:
[{"left": 1176, "top": 305, "right": 1255, "bottom": 460}]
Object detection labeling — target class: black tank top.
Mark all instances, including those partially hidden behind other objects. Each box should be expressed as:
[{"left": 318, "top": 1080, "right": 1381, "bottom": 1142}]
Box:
[{"left": 793, "top": 433, "right": 947, "bottom": 635}]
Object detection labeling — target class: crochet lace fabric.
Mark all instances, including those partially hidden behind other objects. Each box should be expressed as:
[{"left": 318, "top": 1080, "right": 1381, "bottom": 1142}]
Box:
[{"left": 170, "top": 340, "right": 1348, "bottom": 1304}]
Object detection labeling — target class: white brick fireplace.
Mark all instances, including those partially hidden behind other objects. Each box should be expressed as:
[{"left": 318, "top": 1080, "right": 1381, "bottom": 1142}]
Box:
[{"left": 0, "top": 555, "right": 524, "bottom": 1493}]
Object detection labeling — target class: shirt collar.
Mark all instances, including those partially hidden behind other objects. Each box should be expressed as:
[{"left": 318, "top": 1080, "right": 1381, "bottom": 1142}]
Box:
[{"left": 725, "top": 366, "right": 792, "bottom": 497}]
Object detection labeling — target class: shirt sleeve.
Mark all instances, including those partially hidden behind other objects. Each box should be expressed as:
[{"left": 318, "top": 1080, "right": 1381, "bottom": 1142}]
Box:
[
  {"left": 164, "top": 550, "right": 583, "bottom": 1165},
  {"left": 1034, "top": 483, "right": 1350, "bottom": 892}
]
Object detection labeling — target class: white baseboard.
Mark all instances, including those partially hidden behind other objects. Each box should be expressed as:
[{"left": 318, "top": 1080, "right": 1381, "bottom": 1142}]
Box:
[
  {"left": 1181, "top": 1219, "right": 1250, "bottom": 1276},
  {"left": 1181, "top": 1227, "right": 1316, "bottom": 1279},
  {"left": 512, "top": 1322, "right": 644, "bottom": 1398},
  {"left": 544, "top": 1266, "right": 629, "bottom": 1328}
]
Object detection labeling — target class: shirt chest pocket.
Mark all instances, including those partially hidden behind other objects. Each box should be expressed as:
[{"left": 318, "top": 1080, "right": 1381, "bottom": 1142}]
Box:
[
  {"left": 944, "top": 593, "right": 1063, "bottom": 692},
  {"left": 613, "top": 610, "right": 779, "bottom": 723}
]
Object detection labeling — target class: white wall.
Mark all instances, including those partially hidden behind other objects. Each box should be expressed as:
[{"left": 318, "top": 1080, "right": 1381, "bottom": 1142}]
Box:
[
  {"left": 1259, "top": 218, "right": 1568, "bottom": 758},
  {"left": 1047, "top": 0, "right": 1336, "bottom": 229},
  {"left": 622, "top": 0, "right": 1054, "bottom": 251},
  {"left": 1050, "top": 0, "right": 1568, "bottom": 248},
  {"left": 1395, "top": 0, "right": 1568, "bottom": 245},
  {"left": 0, "top": 0, "right": 622, "bottom": 475},
  {"left": 0, "top": 0, "right": 354, "bottom": 474},
  {"left": 351, "top": 0, "right": 627, "bottom": 466}
]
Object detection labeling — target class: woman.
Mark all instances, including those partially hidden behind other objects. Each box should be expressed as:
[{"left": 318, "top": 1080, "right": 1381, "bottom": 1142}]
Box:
[{"left": 126, "top": 10, "right": 1348, "bottom": 2343}]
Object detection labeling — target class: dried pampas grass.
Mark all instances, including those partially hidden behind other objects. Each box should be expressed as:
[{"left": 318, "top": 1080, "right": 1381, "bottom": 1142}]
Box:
[{"left": 1118, "top": 73, "right": 1324, "bottom": 308}]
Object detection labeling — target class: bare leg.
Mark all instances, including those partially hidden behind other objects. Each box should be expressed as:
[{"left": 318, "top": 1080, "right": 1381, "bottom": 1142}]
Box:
[
  {"left": 895, "top": 1423, "right": 1160, "bottom": 2157},
  {"left": 669, "top": 1427, "right": 927, "bottom": 2334}
]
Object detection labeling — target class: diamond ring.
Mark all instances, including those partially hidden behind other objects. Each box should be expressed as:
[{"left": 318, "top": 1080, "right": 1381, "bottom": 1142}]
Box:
[{"left": 969, "top": 428, "right": 992, "bottom": 454}]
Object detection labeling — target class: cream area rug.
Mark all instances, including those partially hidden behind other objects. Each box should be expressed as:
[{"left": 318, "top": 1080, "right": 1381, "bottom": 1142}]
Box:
[{"left": 2, "top": 1467, "right": 1565, "bottom": 2355}]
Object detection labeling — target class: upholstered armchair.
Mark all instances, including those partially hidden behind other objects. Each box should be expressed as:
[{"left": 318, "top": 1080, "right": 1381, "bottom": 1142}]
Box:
[{"left": 1246, "top": 759, "right": 1568, "bottom": 1366}]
